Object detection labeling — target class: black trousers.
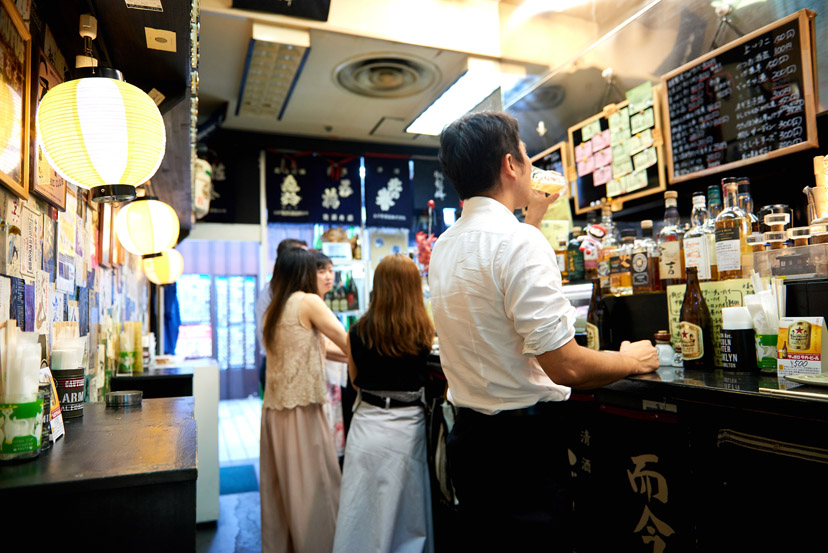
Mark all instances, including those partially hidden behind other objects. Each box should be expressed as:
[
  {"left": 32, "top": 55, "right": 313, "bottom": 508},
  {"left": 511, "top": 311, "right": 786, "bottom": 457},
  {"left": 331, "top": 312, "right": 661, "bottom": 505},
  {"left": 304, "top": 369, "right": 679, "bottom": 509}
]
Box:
[{"left": 447, "top": 403, "right": 573, "bottom": 552}]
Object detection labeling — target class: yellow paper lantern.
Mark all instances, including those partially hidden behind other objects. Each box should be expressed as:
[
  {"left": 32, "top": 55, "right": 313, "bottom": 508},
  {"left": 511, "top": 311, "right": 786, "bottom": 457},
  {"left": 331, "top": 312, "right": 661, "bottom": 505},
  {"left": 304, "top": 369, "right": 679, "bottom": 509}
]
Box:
[
  {"left": 35, "top": 68, "right": 166, "bottom": 202},
  {"left": 143, "top": 249, "right": 184, "bottom": 285},
  {"left": 115, "top": 197, "right": 179, "bottom": 255}
]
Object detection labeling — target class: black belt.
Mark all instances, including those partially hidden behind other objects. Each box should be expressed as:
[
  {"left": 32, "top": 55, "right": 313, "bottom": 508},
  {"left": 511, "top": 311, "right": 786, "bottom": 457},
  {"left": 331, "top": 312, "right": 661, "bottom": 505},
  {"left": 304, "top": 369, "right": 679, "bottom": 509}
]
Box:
[
  {"left": 361, "top": 391, "right": 422, "bottom": 409},
  {"left": 459, "top": 401, "right": 566, "bottom": 418}
]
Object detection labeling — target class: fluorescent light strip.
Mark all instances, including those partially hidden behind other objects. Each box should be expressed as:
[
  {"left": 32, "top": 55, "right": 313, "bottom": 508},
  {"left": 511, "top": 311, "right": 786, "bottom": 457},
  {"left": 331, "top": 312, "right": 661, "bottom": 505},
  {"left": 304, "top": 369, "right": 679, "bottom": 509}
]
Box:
[{"left": 406, "top": 69, "right": 502, "bottom": 136}]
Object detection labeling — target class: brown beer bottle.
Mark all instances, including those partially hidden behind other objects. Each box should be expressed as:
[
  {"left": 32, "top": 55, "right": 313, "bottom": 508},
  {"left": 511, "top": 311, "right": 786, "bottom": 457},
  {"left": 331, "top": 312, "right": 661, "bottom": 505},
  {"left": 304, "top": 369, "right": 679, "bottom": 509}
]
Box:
[
  {"left": 679, "top": 267, "right": 714, "bottom": 370},
  {"left": 586, "top": 277, "right": 607, "bottom": 350}
]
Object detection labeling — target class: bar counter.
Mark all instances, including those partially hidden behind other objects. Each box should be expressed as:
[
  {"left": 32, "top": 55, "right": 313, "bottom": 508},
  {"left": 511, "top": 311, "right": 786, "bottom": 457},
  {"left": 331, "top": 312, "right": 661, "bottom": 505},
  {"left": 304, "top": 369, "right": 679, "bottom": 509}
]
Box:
[
  {"left": 564, "top": 365, "right": 828, "bottom": 552},
  {"left": 0, "top": 397, "right": 198, "bottom": 552}
]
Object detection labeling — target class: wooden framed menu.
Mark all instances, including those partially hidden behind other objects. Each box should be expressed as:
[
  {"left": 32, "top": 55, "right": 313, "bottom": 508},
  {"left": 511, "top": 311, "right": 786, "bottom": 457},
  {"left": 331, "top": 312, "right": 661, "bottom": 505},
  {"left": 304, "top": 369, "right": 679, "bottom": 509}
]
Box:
[
  {"left": 661, "top": 9, "right": 818, "bottom": 184},
  {"left": 567, "top": 91, "right": 668, "bottom": 215}
]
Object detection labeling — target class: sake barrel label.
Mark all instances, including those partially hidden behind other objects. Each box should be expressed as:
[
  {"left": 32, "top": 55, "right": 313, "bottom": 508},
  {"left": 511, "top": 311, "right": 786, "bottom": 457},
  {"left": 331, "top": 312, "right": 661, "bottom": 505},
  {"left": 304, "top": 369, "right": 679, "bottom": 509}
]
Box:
[
  {"left": 680, "top": 321, "right": 704, "bottom": 360},
  {"left": 586, "top": 322, "right": 600, "bottom": 350}
]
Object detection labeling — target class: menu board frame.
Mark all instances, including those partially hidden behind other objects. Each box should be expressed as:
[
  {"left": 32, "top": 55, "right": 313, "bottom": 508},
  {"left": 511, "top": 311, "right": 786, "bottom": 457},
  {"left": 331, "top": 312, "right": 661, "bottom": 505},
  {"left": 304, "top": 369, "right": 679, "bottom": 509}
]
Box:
[
  {"left": 567, "top": 90, "right": 668, "bottom": 215},
  {"left": 661, "top": 9, "right": 818, "bottom": 184}
]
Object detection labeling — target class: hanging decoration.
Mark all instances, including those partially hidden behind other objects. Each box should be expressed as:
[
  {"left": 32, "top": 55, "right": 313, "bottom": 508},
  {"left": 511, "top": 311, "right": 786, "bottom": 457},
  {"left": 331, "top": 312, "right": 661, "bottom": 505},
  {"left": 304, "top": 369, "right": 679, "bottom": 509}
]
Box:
[
  {"left": 312, "top": 153, "right": 361, "bottom": 225},
  {"left": 143, "top": 249, "right": 184, "bottom": 285},
  {"left": 363, "top": 155, "right": 412, "bottom": 228},
  {"left": 265, "top": 150, "right": 314, "bottom": 223},
  {"left": 114, "top": 196, "right": 180, "bottom": 256},
  {"left": 35, "top": 15, "right": 165, "bottom": 202}
]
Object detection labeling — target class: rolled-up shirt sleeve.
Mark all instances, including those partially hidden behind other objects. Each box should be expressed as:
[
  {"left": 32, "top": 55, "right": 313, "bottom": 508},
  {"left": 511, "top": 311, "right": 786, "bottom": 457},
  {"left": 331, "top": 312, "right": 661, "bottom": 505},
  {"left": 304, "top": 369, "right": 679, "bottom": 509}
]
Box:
[{"left": 498, "top": 225, "right": 576, "bottom": 356}]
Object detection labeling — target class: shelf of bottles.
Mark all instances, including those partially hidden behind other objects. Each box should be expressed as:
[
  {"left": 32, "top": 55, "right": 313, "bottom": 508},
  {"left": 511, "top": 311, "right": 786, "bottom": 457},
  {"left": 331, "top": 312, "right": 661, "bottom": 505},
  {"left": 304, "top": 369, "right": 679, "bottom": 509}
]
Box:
[{"left": 324, "top": 265, "right": 363, "bottom": 329}]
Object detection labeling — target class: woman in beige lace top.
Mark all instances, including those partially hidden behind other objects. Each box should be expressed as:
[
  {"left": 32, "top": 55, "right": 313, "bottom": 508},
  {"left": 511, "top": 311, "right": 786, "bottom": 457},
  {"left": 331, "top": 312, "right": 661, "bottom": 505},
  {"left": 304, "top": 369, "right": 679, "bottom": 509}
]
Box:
[{"left": 259, "top": 248, "right": 349, "bottom": 553}]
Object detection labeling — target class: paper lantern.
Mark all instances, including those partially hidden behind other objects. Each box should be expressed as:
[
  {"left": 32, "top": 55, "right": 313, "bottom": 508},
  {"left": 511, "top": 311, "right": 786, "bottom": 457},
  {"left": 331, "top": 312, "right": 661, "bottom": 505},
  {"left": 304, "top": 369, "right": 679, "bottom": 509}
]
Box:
[
  {"left": 35, "top": 67, "right": 166, "bottom": 202},
  {"left": 143, "top": 249, "right": 184, "bottom": 285},
  {"left": 115, "top": 197, "right": 179, "bottom": 255}
]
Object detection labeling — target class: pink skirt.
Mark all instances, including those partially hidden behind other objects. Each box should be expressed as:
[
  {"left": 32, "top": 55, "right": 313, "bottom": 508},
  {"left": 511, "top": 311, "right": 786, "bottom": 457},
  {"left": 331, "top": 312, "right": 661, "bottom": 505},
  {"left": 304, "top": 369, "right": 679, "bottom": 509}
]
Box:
[{"left": 260, "top": 403, "right": 342, "bottom": 553}]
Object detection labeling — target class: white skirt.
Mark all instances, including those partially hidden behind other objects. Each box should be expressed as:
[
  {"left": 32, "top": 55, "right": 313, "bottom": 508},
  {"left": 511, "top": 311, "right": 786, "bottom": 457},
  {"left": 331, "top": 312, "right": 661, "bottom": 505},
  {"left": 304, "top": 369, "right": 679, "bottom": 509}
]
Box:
[{"left": 333, "top": 397, "right": 434, "bottom": 553}]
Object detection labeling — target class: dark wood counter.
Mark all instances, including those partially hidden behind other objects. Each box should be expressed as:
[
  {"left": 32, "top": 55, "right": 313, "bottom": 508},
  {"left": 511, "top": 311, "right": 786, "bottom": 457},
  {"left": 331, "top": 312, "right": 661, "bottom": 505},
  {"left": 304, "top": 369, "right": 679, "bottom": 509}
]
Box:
[
  {"left": 0, "top": 397, "right": 198, "bottom": 551},
  {"left": 564, "top": 366, "right": 828, "bottom": 552},
  {"left": 111, "top": 365, "right": 195, "bottom": 397}
]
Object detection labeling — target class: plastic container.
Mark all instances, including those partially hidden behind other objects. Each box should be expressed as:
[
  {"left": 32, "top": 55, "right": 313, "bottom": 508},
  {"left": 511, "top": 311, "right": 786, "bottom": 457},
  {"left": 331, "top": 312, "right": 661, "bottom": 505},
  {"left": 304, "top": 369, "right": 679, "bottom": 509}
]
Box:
[
  {"left": 53, "top": 367, "right": 85, "bottom": 419},
  {"left": 721, "top": 307, "right": 758, "bottom": 373},
  {"left": 753, "top": 243, "right": 828, "bottom": 280},
  {"left": 0, "top": 397, "right": 44, "bottom": 462}
]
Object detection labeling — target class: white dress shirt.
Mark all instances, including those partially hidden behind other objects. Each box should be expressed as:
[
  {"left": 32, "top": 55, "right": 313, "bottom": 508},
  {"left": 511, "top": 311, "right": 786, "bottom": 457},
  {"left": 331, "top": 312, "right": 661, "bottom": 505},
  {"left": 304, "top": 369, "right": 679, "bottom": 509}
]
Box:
[{"left": 429, "top": 196, "right": 575, "bottom": 414}]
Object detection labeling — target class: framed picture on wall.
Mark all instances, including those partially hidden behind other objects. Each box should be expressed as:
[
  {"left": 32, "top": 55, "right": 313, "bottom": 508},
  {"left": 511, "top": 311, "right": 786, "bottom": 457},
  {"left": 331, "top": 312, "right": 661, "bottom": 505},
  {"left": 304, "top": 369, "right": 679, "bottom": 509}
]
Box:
[
  {"left": 31, "top": 49, "right": 66, "bottom": 210},
  {"left": 0, "top": 0, "right": 31, "bottom": 200},
  {"left": 98, "top": 203, "right": 112, "bottom": 267}
]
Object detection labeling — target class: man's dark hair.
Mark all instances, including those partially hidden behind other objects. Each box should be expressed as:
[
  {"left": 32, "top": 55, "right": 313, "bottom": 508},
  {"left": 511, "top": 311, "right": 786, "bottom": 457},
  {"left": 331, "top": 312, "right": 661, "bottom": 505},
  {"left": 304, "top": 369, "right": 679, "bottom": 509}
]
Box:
[
  {"left": 438, "top": 111, "right": 524, "bottom": 200},
  {"left": 276, "top": 238, "right": 308, "bottom": 258}
]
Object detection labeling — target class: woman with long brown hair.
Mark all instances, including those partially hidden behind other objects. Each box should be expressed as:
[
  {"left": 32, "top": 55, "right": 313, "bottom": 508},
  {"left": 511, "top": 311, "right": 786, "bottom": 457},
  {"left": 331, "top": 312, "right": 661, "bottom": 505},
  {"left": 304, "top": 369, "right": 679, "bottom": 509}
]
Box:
[
  {"left": 259, "top": 247, "right": 349, "bottom": 553},
  {"left": 333, "top": 254, "right": 435, "bottom": 553}
]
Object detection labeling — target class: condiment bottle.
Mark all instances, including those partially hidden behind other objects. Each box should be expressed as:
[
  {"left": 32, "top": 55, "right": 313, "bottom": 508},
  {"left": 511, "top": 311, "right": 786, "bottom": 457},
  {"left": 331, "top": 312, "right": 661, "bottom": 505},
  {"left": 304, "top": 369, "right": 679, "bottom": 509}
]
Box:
[{"left": 654, "top": 330, "right": 674, "bottom": 367}]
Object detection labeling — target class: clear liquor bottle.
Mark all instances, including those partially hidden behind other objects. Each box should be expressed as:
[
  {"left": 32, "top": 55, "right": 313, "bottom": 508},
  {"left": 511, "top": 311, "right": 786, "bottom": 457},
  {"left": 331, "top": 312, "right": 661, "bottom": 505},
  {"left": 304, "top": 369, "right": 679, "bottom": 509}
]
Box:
[
  {"left": 658, "top": 191, "right": 685, "bottom": 286},
  {"left": 737, "top": 178, "right": 760, "bottom": 233},
  {"left": 715, "top": 178, "right": 751, "bottom": 280},
  {"left": 633, "top": 220, "right": 661, "bottom": 293},
  {"left": 683, "top": 191, "right": 719, "bottom": 282}
]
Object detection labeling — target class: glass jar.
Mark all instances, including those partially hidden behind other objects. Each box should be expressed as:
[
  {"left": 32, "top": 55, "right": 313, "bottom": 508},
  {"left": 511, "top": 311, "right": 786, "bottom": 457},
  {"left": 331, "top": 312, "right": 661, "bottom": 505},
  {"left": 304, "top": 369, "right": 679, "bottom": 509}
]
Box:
[{"left": 654, "top": 330, "right": 674, "bottom": 367}]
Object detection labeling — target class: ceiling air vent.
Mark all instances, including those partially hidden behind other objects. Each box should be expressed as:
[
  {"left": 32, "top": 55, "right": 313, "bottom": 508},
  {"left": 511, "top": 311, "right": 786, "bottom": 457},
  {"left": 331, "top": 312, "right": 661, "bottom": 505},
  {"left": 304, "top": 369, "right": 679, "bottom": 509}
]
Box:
[{"left": 333, "top": 54, "right": 440, "bottom": 98}]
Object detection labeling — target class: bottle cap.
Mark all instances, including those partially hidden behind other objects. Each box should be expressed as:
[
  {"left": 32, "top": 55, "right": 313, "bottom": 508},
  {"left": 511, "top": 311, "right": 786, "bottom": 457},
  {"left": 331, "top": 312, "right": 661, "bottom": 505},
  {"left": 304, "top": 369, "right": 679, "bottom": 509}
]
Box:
[
  {"left": 745, "top": 233, "right": 766, "bottom": 246},
  {"left": 763, "top": 213, "right": 790, "bottom": 226},
  {"left": 691, "top": 193, "right": 706, "bottom": 206},
  {"left": 653, "top": 330, "right": 671, "bottom": 343},
  {"left": 722, "top": 306, "right": 754, "bottom": 330},
  {"left": 664, "top": 191, "right": 677, "bottom": 199},
  {"left": 788, "top": 227, "right": 811, "bottom": 239},
  {"left": 641, "top": 219, "right": 653, "bottom": 229},
  {"left": 707, "top": 184, "right": 722, "bottom": 201}
]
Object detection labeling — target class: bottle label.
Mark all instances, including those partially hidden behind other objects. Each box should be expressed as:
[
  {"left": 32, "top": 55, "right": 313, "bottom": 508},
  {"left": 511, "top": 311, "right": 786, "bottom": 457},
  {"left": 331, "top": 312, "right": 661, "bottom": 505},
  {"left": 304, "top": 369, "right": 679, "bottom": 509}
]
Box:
[
  {"left": 632, "top": 252, "right": 649, "bottom": 287},
  {"left": 680, "top": 321, "right": 704, "bottom": 360},
  {"left": 659, "top": 242, "right": 681, "bottom": 279},
  {"left": 586, "top": 323, "right": 600, "bottom": 350},
  {"left": 556, "top": 253, "right": 566, "bottom": 269},
  {"left": 584, "top": 249, "right": 599, "bottom": 270},
  {"left": 715, "top": 226, "right": 741, "bottom": 271},
  {"left": 567, "top": 249, "right": 585, "bottom": 277},
  {"left": 683, "top": 236, "right": 711, "bottom": 280}
]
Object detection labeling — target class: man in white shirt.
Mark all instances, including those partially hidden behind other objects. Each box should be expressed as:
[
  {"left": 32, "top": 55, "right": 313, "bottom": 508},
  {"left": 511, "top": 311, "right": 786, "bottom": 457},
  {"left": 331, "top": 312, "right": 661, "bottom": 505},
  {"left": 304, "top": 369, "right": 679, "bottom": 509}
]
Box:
[
  {"left": 256, "top": 238, "right": 308, "bottom": 394},
  {"left": 430, "top": 111, "right": 658, "bottom": 550}
]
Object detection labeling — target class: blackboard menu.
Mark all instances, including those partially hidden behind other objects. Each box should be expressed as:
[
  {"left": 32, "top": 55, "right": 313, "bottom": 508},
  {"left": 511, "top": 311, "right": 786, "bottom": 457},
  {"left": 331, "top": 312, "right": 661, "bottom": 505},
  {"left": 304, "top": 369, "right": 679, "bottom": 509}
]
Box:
[
  {"left": 662, "top": 9, "right": 817, "bottom": 183},
  {"left": 568, "top": 95, "right": 667, "bottom": 215}
]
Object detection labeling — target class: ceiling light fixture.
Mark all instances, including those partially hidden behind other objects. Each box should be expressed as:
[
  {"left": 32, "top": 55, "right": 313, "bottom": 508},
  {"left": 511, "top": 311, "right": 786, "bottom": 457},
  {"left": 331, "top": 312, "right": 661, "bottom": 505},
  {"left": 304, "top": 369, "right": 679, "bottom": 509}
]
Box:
[
  {"left": 236, "top": 23, "right": 310, "bottom": 120},
  {"left": 35, "top": 15, "right": 166, "bottom": 203},
  {"left": 406, "top": 58, "right": 525, "bottom": 136}
]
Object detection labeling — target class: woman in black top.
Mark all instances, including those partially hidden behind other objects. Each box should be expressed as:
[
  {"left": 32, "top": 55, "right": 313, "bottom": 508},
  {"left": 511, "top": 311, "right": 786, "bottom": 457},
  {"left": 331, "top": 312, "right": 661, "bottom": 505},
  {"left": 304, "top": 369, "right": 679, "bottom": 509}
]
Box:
[{"left": 333, "top": 254, "right": 435, "bottom": 553}]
